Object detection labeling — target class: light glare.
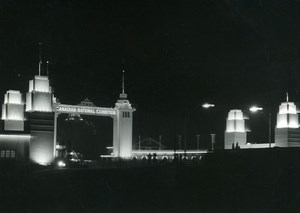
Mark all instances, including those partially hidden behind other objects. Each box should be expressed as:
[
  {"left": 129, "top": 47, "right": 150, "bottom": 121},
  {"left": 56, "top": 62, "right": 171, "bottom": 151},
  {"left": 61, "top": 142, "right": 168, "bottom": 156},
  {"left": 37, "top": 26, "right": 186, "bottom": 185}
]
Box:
[
  {"left": 202, "top": 103, "right": 215, "bottom": 108},
  {"left": 57, "top": 160, "right": 66, "bottom": 167},
  {"left": 249, "top": 106, "right": 263, "bottom": 112}
]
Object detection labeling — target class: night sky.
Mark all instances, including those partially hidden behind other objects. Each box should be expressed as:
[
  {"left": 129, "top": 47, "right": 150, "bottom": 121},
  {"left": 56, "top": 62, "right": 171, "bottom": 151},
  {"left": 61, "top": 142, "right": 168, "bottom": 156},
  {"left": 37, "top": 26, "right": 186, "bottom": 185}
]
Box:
[{"left": 1, "top": 0, "right": 300, "bottom": 152}]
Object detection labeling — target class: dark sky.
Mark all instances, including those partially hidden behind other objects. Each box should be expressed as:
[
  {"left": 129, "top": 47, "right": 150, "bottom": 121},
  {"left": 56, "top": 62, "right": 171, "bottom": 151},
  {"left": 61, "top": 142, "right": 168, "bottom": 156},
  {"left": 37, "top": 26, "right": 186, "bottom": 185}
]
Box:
[{"left": 1, "top": 0, "right": 300, "bottom": 150}]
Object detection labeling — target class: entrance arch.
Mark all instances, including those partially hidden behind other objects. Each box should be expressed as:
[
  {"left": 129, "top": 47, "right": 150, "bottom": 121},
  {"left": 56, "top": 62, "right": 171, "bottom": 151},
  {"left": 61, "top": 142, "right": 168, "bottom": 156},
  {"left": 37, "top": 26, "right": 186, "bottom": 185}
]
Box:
[{"left": 54, "top": 97, "right": 135, "bottom": 158}]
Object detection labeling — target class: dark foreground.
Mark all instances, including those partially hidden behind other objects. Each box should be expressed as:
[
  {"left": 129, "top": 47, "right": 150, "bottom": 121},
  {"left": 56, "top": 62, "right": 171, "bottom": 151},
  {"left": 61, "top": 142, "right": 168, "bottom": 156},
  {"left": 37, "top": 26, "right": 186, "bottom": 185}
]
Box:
[{"left": 1, "top": 148, "right": 300, "bottom": 213}]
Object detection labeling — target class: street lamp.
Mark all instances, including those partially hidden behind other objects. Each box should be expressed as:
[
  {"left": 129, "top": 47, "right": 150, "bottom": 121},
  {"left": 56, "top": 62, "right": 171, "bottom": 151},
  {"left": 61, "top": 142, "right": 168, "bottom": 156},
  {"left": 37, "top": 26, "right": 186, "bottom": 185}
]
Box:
[
  {"left": 202, "top": 103, "right": 215, "bottom": 109},
  {"left": 249, "top": 106, "right": 272, "bottom": 148},
  {"left": 200, "top": 103, "right": 216, "bottom": 151},
  {"left": 249, "top": 106, "right": 263, "bottom": 112},
  {"left": 184, "top": 103, "right": 215, "bottom": 155}
]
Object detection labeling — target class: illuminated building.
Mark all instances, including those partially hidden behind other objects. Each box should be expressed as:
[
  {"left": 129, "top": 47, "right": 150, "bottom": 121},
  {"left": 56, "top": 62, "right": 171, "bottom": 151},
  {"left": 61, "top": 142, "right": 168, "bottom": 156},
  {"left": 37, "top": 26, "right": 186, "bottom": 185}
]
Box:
[
  {"left": 275, "top": 97, "right": 300, "bottom": 147},
  {"left": 25, "top": 74, "right": 55, "bottom": 165},
  {"left": 54, "top": 71, "right": 135, "bottom": 159},
  {"left": 224, "top": 97, "right": 300, "bottom": 149},
  {"left": 0, "top": 90, "right": 30, "bottom": 166},
  {"left": 113, "top": 84, "right": 135, "bottom": 158},
  {"left": 0, "top": 134, "right": 31, "bottom": 167},
  {"left": 113, "top": 71, "right": 135, "bottom": 158},
  {"left": 0, "top": 68, "right": 137, "bottom": 165},
  {"left": 224, "top": 109, "right": 247, "bottom": 149}
]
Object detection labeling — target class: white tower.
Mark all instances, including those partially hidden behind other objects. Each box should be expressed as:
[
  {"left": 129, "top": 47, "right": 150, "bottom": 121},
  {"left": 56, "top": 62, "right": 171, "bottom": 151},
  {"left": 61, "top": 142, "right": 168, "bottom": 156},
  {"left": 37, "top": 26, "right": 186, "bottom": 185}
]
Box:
[
  {"left": 224, "top": 109, "right": 247, "bottom": 149},
  {"left": 113, "top": 71, "right": 135, "bottom": 158},
  {"left": 25, "top": 43, "right": 56, "bottom": 165},
  {"left": 275, "top": 94, "right": 300, "bottom": 147}
]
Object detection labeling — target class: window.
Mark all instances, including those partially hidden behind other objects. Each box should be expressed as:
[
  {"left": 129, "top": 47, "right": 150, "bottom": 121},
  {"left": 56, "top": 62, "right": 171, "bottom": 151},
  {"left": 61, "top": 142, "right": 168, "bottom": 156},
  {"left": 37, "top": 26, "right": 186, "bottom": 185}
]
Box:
[
  {"left": 0, "top": 150, "right": 16, "bottom": 158},
  {"left": 123, "top": 111, "right": 130, "bottom": 118},
  {"left": 0, "top": 150, "right": 5, "bottom": 158}
]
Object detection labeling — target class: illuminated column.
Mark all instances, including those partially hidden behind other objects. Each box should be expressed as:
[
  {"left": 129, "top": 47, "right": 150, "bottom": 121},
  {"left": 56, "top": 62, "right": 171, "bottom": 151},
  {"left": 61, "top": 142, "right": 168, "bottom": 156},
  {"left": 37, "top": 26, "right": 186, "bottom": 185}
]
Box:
[
  {"left": 113, "top": 114, "right": 120, "bottom": 157},
  {"left": 224, "top": 109, "right": 247, "bottom": 149},
  {"left": 26, "top": 75, "right": 55, "bottom": 165},
  {"left": 113, "top": 92, "right": 135, "bottom": 158},
  {"left": 1, "top": 90, "right": 25, "bottom": 131},
  {"left": 53, "top": 111, "right": 59, "bottom": 157},
  {"left": 275, "top": 101, "right": 300, "bottom": 147}
]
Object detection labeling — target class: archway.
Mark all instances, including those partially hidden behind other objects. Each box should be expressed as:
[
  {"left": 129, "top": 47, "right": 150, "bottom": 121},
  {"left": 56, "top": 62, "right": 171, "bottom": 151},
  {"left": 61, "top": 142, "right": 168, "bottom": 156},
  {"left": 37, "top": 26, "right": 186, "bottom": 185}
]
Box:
[{"left": 54, "top": 98, "right": 135, "bottom": 158}]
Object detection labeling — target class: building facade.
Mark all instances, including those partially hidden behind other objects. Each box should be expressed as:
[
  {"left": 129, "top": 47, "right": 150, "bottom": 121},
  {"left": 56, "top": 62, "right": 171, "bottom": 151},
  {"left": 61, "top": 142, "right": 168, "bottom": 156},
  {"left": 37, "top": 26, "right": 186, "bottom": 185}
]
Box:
[{"left": 0, "top": 72, "right": 135, "bottom": 166}]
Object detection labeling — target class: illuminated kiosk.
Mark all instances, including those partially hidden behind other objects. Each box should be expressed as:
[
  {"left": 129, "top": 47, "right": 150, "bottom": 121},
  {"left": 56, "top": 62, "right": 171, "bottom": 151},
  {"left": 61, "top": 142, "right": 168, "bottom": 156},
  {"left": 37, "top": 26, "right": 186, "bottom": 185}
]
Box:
[
  {"left": 224, "top": 109, "right": 247, "bottom": 149},
  {"left": 0, "top": 90, "right": 30, "bottom": 166},
  {"left": 26, "top": 75, "right": 55, "bottom": 165},
  {"left": 275, "top": 100, "right": 300, "bottom": 147},
  {"left": 54, "top": 74, "right": 135, "bottom": 159}
]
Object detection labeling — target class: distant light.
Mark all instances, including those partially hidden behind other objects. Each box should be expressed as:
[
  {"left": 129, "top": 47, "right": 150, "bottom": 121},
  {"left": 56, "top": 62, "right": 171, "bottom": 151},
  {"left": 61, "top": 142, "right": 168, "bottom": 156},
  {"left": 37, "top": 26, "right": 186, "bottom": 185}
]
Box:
[
  {"left": 56, "top": 145, "right": 66, "bottom": 149},
  {"left": 249, "top": 106, "right": 263, "bottom": 112},
  {"left": 57, "top": 160, "right": 66, "bottom": 167},
  {"left": 202, "top": 103, "right": 215, "bottom": 109},
  {"left": 0, "top": 134, "right": 31, "bottom": 139},
  {"left": 132, "top": 150, "right": 208, "bottom": 155}
]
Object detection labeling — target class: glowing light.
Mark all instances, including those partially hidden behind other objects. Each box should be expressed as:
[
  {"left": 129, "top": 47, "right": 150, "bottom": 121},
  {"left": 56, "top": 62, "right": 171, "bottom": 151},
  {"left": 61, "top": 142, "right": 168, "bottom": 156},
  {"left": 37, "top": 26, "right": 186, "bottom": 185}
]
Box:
[
  {"left": 202, "top": 103, "right": 215, "bottom": 108},
  {"left": 0, "top": 134, "right": 31, "bottom": 139},
  {"left": 56, "top": 145, "right": 66, "bottom": 149},
  {"left": 31, "top": 153, "right": 53, "bottom": 165},
  {"left": 57, "top": 160, "right": 66, "bottom": 167},
  {"left": 100, "top": 155, "right": 115, "bottom": 158},
  {"left": 132, "top": 150, "right": 208, "bottom": 155},
  {"left": 56, "top": 105, "right": 116, "bottom": 116},
  {"left": 3, "top": 118, "right": 25, "bottom": 121},
  {"left": 249, "top": 106, "right": 263, "bottom": 112}
]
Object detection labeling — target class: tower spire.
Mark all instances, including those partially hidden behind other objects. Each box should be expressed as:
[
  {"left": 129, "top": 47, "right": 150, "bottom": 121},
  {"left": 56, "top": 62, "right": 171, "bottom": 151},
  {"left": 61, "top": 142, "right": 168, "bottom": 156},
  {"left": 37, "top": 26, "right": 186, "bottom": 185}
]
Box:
[
  {"left": 119, "top": 70, "right": 127, "bottom": 99},
  {"left": 122, "top": 70, "right": 125, "bottom": 94},
  {"left": 286, "top": 92, "right": 289, "bottom": 102},
  {"left": 46, "top": 61, "right": 49, "bottom": 76},
  {"left": 38, "top": 42, "right": 42, "bottom": 76}
]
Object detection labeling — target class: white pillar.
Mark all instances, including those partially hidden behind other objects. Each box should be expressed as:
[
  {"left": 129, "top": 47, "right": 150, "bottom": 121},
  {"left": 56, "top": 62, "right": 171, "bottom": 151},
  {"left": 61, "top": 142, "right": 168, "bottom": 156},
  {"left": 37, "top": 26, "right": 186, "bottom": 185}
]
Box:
[{"left": 53, "top": 112, "right": 59, "bottom": 157}]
